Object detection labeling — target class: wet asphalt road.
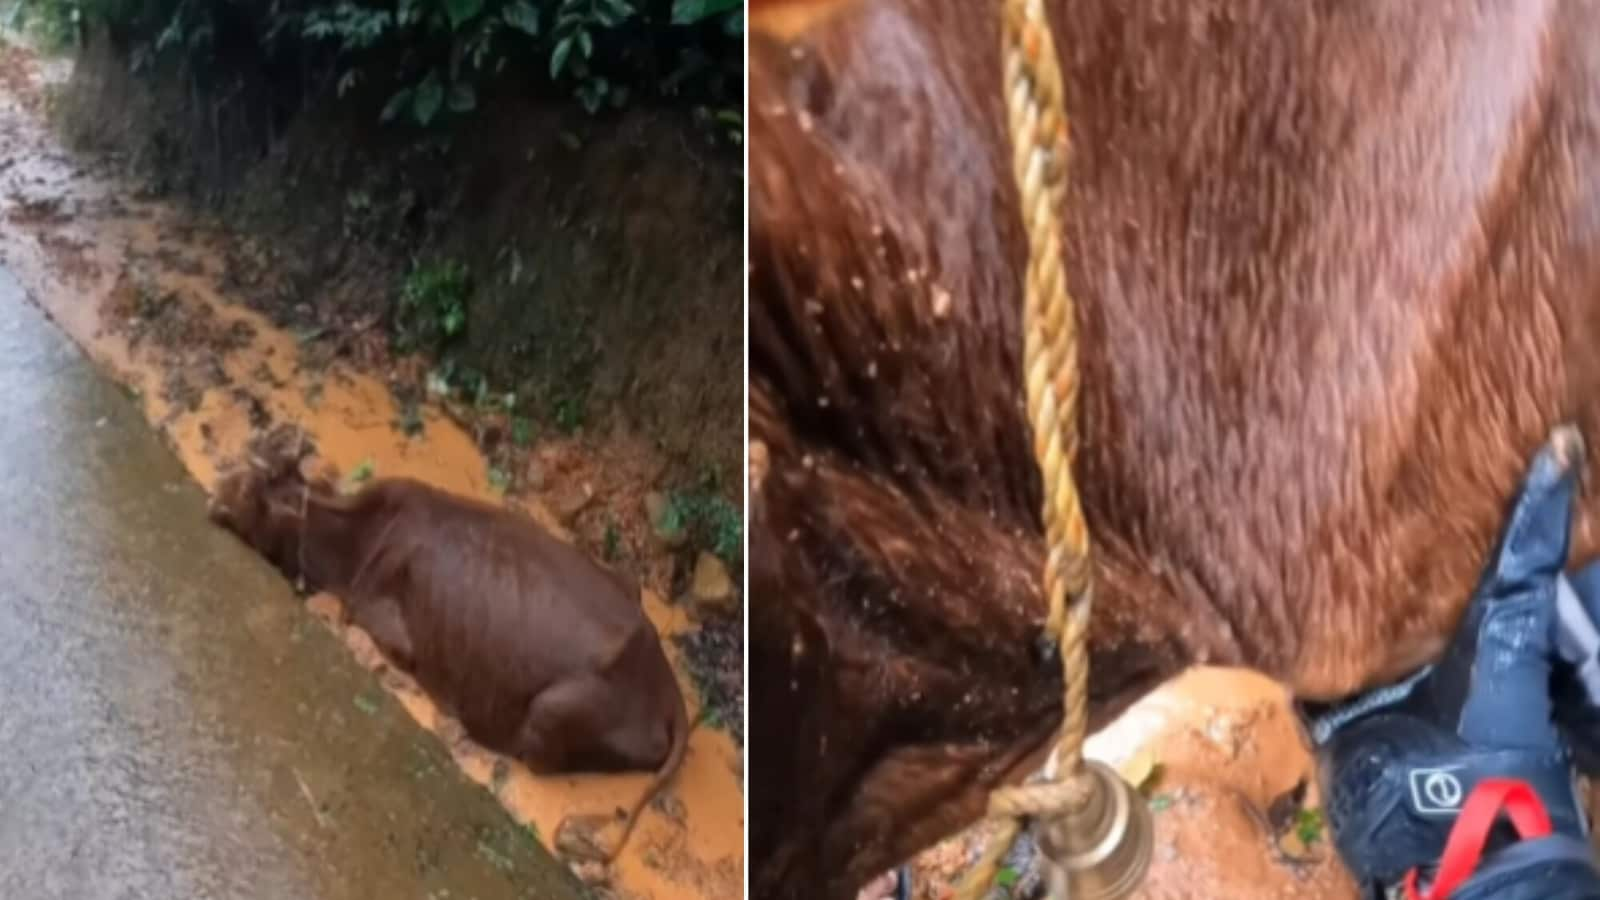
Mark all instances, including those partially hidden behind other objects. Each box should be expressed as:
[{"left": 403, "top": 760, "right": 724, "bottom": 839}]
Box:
[{"left": 0, "top": 267, "right": 585, "bottom": 900}]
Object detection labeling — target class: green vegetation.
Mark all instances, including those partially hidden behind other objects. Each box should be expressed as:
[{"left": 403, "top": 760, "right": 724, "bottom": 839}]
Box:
[
  {"left": 11, "top": 0, "right": 741, "bottom": 125},
  {"left": 509, "top": 414, "right": 533, "bottom": 446},
  {"left": 661, "top": 466, "right": 739, "bottom": 564},
  {"left": 345, "top": 455, "right": 376, "bottom": 486},
  {"left": 395, "top": 257, "right": 470, "bottom": 353},
  {"left": 1294, "top": 807, "right": 1325, "bottom": 846}
]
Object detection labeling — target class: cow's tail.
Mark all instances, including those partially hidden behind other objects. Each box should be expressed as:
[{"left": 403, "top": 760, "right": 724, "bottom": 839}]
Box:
[{"left": 608, "top": 693, "right": 692, "bottom": 860}]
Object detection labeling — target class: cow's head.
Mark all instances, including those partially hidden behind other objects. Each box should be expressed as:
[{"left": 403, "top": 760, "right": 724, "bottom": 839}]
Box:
[{"left": 208, "top": 426, "right": 331, "bottom": 575}]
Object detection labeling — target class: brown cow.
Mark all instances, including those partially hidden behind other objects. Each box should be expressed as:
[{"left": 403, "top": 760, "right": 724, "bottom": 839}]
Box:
[
  {"left": 750, "top": 1, "right": 1600, "bottom": 898},
  {"left": 207, "top": 434, "right": 689, "bottom": 861}
]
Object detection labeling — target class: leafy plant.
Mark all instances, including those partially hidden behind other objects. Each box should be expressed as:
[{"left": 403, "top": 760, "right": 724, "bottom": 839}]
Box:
[
  {"left": 1294, "top": 808, "right": 1325, "bottom": 847},
  {"left": 395, "top": 258, "right": 471, "bottom": 353},
  {"left": 662, "top": 468, "right": 741, "bottom": 564},
  {"left": 344, "top": 456, "right": 376, "bottom": 489},
  {"left": 25, "top": 0, "right": 741, "bottom": 147}
]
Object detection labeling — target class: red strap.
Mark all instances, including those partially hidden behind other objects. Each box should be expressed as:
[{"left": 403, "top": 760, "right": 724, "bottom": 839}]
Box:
[{"left": 1403, "top": 778, "right": 1554, "bottom": 900}]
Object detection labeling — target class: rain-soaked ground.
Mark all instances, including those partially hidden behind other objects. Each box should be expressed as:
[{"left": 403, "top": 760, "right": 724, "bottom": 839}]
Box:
[{"left": 0, "top": 266, "right": 584, "bottom": 900}]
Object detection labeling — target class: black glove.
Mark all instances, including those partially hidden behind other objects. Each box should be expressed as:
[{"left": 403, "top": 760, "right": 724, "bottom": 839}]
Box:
[
  {"left": 1311, "top": 434, "right": 1600, "bottom": 899},
  {"left": 1550, "top": 557, "right": 1600, "bottom": 775}
]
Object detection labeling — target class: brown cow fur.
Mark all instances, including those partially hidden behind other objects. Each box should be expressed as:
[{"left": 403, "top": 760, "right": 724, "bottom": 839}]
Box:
[
  {"left": 751, "top": 1, "right": 1600, "bottom": 897},
  {"left": 208, "top": 439, "right": 689, "bottom": 861}
]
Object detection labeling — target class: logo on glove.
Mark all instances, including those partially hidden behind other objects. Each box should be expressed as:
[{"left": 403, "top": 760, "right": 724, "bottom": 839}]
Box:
[{"left": 1409, "top": 767, "right": 1466, "bottom": 815}]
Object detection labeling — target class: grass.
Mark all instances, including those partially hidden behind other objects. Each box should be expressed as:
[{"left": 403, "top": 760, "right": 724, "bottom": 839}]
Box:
[{"left": 697, "top": 704, "right": 723, "bottom": 729}]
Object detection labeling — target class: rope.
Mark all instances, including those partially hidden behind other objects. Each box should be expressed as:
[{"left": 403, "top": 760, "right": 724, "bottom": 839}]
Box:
[{"left": 956, "top": 0, "right": 1096, "bottom": 897}]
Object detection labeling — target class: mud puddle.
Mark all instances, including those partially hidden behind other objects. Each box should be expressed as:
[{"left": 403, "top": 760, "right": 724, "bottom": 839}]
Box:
[
  {"left": 0, "top": 41, "right": 741, "bottom": 900},
  {"left": 892, "top": 669, "right": 1356, "bottom": 899}
]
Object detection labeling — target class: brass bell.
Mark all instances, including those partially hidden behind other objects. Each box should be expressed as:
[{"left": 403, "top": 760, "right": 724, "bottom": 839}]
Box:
[{"left": 1034, "top": 760, "right": 1154, "bottom": 900}]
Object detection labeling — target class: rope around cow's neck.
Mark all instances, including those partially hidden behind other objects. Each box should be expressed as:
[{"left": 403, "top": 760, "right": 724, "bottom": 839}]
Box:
[{"left": 955, "top": 1, "right": 1095, "bottom": 897}]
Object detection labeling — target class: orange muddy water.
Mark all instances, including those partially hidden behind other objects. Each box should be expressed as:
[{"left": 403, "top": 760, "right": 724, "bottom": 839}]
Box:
[
  {"left": 899, "top": 669, "right": 1357, "bottom": 899},
  {"left": 0, "top": 41, "right": 741, "bottom": 900}
]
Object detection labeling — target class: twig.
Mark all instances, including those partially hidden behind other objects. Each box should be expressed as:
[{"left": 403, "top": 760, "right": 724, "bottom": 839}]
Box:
[{"left": 292, "top": 767, "right": 330, "bottom": 830}]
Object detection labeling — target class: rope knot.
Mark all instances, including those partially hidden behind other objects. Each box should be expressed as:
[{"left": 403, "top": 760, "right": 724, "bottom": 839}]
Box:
[{"left": 988, "top": 771, "right": 1097, "bottom": 821}]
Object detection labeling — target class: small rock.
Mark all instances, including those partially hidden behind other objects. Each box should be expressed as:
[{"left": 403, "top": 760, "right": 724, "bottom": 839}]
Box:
[
  {"left": 554, "top": 817, "right": 608, "bottom": 862},
  {"left": 549, "top": 482, "right": 594, "bottom": 520},
  {"left": 569, "top": 860, "right": 611, "bottom": 887},
  {"left": 681, "top": 552, "right": 736, "bottom": 617},
  {"left": 651, "top": 790, "right": 687, "bottom": 825},
  {"left": 645, "top": 491, "right": 686, "bottom": 548}
]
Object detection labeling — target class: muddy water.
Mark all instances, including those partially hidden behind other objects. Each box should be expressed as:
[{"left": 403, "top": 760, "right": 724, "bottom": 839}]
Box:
[{"left": 0, "top": 267, "right": 583, "bottom": 900}]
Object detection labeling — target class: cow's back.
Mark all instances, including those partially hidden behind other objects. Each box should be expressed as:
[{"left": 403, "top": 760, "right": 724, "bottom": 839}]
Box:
[{"left": 378, "top": 480, "right": 648, "bottom": 738}]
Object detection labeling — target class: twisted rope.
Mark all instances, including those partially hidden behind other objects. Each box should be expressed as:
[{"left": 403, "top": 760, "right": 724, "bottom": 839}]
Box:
[{"left": 956, "top": 0, "right": 1096, "bottom": 896}]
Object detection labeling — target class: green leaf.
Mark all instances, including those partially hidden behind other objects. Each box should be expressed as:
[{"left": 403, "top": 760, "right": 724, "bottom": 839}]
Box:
[
  {"left": 448, "top": 81, "right": 476, "bottom": 113},
  {"left": 671, "top": 0, "right": 739, "bottom": 25},
  {"left": 502, "top": 0, "right": 539, "bottom": 35},
  {"left": 443, "top": 0, "right": 484, "bottom": 30},
  {"left": 576, "top": 76, "right": 608, "bottom": 114},
  {"left": 995, "top": 867, "right": 1019, "bottom": 888},
  {"left": 1295, "top": 808, "right": 1325, "bottom": 846},
  {"left": 413, "top": 72, "right": 444, "bottom": 125},
  {"left": 723, "top": 8, "right": 742, "bottom": 36},
  {"left": 380, "top": 87, "right": 413, "bottom": 123},
  {"left": 550, "top": 35, "right": 573, "bottom": 78},
  {"left": 346, "top": 457, "right": 376, "bottom": 486},
  {"left": 441, "top": 304, "right": 466, "bottom": 337},
  {"left": 577, "top": 28, "right": 592, "bottom": 59}
]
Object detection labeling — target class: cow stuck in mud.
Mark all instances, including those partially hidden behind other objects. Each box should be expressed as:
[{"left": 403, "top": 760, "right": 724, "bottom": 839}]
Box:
[
  {"left": 750, "top": 1, "right": 1600, "bottom": 898},
  {"left": 207, "top": 429, "right": 689, "bottom": 861}
]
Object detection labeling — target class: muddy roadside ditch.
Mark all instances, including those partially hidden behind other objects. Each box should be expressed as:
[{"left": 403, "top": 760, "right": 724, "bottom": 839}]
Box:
[{"left": 0, "top": 39, "right": 741, "bottom": 900}]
